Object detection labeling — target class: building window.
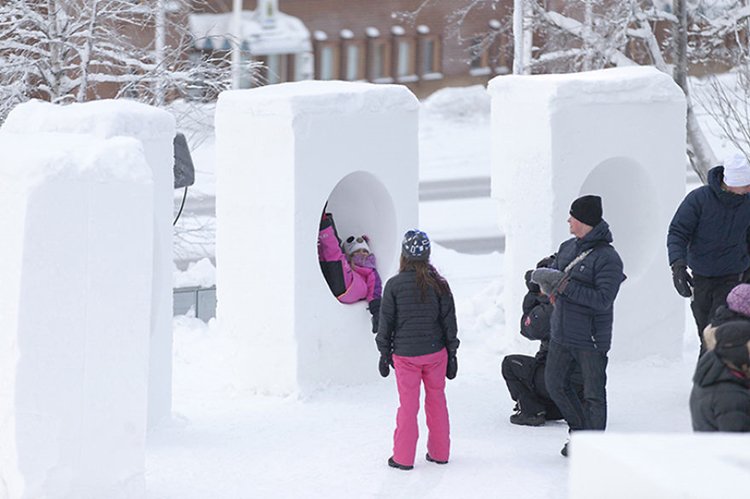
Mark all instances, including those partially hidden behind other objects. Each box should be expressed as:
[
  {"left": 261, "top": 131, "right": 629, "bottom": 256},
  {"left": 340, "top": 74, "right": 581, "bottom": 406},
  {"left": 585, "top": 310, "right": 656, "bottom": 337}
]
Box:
[
  {"left": 369, "top": 39, "right": 391, "bottom": 81},
  {"left": 417, "top": 26, "right": 442, "bottom": 79},
  {"left": 264, "top": 53, "right": 288, "bottom": 84},
  {"left": 469, "top": 36, "right": 490, "bottom": 75},
  {"left": 338, "top": 29, "right": 364, "bottom": 81},
  {"left": 344, "top": 44, "right": 360, "bottom": 81},
  {"left": 314, "top": 31, "right": 338, "bottom": 80},
  {"left": 389, "top": 26, "right": 414, "bottom": 82},
  {"left": 315, "top": 42, "right": 339, "bottom": 80}
]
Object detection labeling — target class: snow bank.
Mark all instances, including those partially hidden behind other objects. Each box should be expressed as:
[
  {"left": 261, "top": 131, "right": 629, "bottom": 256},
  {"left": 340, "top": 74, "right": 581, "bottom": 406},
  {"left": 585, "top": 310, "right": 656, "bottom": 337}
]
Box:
[
  {"left": 0, "top": 133, "right": 152, "bottom": 499},
  {"left": 215, "top": 81, "right": 418, "bottom": 395},
  {"left": 2, "top": 99, "right": 176, "bottom": 426},
  {"left": 173, "top": 258, "right": 216, "bottom": 289},
  {"left": 570, "top": 433, "right": 750, "bottom": 499},
  {"left": 489, "top": 66, "right": 687, "bottom": 361},
  {"left": 421, "top": 85, "right": 491, "bottom": 121}
]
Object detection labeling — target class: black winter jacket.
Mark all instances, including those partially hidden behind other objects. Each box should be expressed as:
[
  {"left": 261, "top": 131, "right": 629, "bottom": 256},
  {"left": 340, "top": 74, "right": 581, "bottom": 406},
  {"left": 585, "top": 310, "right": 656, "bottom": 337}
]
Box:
[
  {"left": 376, "top": 270, "right": 459, "bottom": 357},
  {"left": 550, "top": 220, "right": 625, "bottom": 352},
  {"left": 667, "top": 166, "right": 750, "bottom": 277},
  {"left": 520, "top": 292, "right": 552, "bottom": 362},
  {"left": 690, "top": 350, "right": 750, "bottom": 432}
]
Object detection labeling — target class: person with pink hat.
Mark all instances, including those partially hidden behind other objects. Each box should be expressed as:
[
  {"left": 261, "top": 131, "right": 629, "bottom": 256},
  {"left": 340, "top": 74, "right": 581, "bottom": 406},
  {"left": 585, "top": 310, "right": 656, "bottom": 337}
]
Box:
[{"left": 668, "top": 152, "right": 750, "bottom": 354}]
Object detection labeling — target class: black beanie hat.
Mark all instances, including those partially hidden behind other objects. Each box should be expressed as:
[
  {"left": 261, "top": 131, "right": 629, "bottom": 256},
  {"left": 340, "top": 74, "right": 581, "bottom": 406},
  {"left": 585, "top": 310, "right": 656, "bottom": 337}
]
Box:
[
  {"left": 402, "top": 229, "right": 431, "bottom": 261},
  {"left": 570, "top": 195, "right": 603, "bottom": 227}
]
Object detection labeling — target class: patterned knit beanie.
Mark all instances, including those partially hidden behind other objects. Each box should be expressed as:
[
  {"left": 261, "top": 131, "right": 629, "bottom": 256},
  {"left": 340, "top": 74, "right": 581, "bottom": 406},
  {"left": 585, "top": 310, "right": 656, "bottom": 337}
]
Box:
[
  {"left": 402, "top": 229, "right": 431, "bottom": 261},
  {"left": 727, "top": 283, "right": 750, "bottom": 318}
]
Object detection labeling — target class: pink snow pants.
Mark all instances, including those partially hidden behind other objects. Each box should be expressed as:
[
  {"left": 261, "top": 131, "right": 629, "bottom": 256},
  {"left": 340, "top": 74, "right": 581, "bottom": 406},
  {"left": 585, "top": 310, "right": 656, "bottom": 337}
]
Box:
[{"left": 392, "top": 348, "right": 450, "bottom": 466}]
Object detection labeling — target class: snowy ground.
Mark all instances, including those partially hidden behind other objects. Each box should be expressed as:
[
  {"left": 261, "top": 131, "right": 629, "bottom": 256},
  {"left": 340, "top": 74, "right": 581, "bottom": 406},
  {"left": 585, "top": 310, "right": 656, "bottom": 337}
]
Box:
[
  {"left": 155, "top": 77, "right": 732, "bottom": 498},
  {"left": 149, "top": 280, "right": 697, "bottom": 499}
]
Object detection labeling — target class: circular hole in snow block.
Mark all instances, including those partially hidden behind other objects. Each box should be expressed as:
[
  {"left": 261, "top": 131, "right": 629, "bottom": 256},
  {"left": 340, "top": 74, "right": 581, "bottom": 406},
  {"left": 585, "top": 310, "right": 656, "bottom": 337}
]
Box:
[
  {"left": 318, "top": 171, "right": 397, "bottom": 301},
  {"left": 579, "top": 157, "right": 658, "bottom": 281}
]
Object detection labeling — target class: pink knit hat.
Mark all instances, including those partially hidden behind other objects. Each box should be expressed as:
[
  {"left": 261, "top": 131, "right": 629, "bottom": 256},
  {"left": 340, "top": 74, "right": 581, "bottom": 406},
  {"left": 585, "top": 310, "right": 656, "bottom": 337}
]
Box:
[{"left": 726, "top": 283, "right": 750, "bottom": 317}]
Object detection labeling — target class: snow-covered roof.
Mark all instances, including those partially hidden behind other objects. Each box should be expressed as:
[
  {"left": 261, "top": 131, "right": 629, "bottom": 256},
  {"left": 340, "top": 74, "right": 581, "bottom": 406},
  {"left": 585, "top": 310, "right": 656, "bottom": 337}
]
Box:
[{"left": 189, "top": 10, "right": 311, "bottom": 55}]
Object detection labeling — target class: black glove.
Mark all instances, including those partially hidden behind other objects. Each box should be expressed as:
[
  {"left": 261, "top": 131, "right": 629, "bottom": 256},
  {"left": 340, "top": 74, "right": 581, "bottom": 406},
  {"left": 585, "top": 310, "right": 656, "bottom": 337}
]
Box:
[
  {"left": 524, "top": 269, "right": 541, "bottom": 294},
  {"left": 536, "top": 255, "right": 556, "bottom": 269},
  {"left": 378, "top": 354, "right": 391, "bottom": 378},
  {"left": 368, "top": 298, "right": 381, "bottom": 334},
  {"left": 446, "top": 352, "right": 458, "bottom": 380},
  {"left": 671, "top": 260, "right": 693, "bottom": 298}
]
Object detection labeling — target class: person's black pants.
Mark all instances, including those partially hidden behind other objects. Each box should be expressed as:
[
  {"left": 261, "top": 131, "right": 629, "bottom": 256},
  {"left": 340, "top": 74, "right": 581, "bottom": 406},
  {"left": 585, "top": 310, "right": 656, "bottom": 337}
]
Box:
[
  {"left": 692, "top": 273, "right": 746, "bottom": 355},
  {"left": 501, "top": 354, "right": 563, "bottom": 419},
  {"left": 545, "top": 341, "right": 608, "bottom": 431}
]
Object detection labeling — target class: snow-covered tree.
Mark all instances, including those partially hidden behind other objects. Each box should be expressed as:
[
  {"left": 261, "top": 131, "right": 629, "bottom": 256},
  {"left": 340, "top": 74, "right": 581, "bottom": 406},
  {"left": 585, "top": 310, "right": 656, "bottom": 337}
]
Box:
[
  {"left": 397, "top": 0, "right": 750, "bottom": 183},
  {"left": 0, "top": 0, "right": 232, "bottom": 124}
]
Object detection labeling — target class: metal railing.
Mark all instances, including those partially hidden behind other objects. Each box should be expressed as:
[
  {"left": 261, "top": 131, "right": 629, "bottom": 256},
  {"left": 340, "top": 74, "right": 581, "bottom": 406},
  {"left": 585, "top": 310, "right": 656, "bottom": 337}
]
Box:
[{"left": 173, "top": 286, "right": 216, "bottom": 321}]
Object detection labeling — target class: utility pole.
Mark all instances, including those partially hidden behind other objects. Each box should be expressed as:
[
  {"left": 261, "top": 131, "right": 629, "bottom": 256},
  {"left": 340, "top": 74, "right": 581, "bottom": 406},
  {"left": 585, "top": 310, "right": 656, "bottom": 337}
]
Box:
[
  {"left": 513, "top": 0, "right": 527, "bottom": 74},
  {"left": 231, "top": 0, "right": 243, "bottom": 89}
]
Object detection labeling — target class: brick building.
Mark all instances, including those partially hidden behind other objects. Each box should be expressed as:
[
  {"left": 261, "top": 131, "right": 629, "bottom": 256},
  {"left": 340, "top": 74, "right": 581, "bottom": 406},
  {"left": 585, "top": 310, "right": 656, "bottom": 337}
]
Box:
[{"left": 192, "top": 0, "right": 515, "bottom": 97}]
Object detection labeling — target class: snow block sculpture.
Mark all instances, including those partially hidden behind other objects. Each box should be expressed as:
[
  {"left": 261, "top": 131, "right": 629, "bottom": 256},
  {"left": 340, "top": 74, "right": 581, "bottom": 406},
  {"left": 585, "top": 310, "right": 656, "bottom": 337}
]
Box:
[
  {"left": 215, "top": 81, "right": 418, "bottom": 395},
  {"left": 569, "top": 432, "right": 750, "bottom": 499},
  {"left": 1, "top": 100, "right": 176, "bottom": 425},
  {"left": 488, "top": 66, "right": 686, "bottom": 360},
  {"left": 0, "top": 133, "right": 153, "bottom": 498}
]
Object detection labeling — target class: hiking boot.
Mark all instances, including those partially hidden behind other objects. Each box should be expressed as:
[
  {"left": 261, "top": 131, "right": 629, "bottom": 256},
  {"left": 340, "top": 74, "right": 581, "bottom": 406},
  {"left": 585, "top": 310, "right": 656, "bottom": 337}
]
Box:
[
  {"left": 561, "top": 439, "right": 570, "bottom": 457},
  {"left": 388, "top": 456, "right": 413, "bottom": 471},
  {"left": 425, "top": 453, "right": 448, "bottom": 465},
  {"left": 510, "top": 411, "right": 546, "bottom": 426}
]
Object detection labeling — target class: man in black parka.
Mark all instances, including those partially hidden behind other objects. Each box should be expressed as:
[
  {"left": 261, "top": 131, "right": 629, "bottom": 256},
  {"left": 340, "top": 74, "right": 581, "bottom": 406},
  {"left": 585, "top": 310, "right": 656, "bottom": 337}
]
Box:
[
  {"left": 533, "top": 195, "right": 625, "bottom": 457},
  {"left": 668, "top": 153, "right": 750, "bottom": 354}
]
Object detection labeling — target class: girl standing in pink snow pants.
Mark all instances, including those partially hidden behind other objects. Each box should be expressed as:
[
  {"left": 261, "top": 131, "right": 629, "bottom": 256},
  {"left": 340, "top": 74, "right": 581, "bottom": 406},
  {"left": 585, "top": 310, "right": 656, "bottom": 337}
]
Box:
[{"left": 375, "top": 230, "right": 459, "bottom": 470}]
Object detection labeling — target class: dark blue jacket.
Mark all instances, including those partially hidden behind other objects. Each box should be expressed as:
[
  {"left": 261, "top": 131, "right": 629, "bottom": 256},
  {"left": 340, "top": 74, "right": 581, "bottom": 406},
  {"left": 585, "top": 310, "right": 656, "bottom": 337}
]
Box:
[
  {"left": 667, "top": 166, "right": 750, "bottom": 277},
  {"left": 550, "top": 221, "right": 625, "bottom": 352}
]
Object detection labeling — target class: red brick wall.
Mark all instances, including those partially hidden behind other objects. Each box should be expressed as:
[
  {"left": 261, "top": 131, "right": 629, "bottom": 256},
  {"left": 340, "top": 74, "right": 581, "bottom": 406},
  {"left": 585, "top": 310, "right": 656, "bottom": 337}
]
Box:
[{"left": 199, "top": 0, "right": 514, "bottom": 93}]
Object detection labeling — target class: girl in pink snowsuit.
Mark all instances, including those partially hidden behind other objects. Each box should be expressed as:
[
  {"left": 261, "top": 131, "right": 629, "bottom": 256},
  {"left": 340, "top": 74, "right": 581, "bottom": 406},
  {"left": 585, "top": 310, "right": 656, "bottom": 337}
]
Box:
[
  {"left": 375, "top": 230, "right": 459, "bottom": 470},
  {"left": 318, "top": 213, "right": 382, "bottom": 329}
]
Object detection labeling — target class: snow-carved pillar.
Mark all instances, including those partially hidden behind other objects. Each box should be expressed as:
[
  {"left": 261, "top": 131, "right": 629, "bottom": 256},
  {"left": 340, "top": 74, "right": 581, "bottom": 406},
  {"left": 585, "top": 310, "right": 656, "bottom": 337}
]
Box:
[
  {"left": 0, "top": 133, "right": 153, "bottom": 498},
  {"left": 215, "top": 81, "right": 419, "bottom": 395},
  {"left": 489, "top": 66, "right": 687, "bottom": 360},
  {"left": 1, "top": 100, "right": 176, "bottom": 426}
]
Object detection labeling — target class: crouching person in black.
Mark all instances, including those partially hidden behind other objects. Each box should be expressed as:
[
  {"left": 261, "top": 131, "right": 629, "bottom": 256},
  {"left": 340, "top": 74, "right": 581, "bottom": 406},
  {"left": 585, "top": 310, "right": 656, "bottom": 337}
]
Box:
[
  {"left": 501, "top": 263, "right": 583, "bottom": 426},
  {"left": 690, "top": 320, "right": 750, "bottom": 432}
]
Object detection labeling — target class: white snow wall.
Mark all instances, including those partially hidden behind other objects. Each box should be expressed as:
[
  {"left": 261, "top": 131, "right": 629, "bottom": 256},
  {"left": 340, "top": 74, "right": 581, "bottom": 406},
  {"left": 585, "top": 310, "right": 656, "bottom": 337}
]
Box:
[
  {"left": 215, "top": 81, "right": 419, "bottom": 395},
  {"left": 570, "top": 433, "right": 750, "bottom": 499},
  {"left": 489, "top": 66, "right": 686, "bottom": 360},
  {"left": 0, "top": 133, "right": 153, "bottom": 499},
  {"left": 1, "top": 100, "right": 176, "bottom": 425}
]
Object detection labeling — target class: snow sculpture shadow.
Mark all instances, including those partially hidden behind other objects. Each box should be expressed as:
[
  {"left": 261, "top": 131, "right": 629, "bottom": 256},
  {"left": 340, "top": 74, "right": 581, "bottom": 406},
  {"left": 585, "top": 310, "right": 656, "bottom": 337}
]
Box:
[{"left": 579, "top": 157, "right": 659, "bottom": 281}]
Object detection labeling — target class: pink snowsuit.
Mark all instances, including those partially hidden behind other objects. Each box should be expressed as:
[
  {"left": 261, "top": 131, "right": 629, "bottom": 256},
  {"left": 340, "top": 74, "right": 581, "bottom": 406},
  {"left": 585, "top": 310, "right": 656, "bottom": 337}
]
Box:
[{"left": 318, "top": 225, "right": 382, "bottom": 304}]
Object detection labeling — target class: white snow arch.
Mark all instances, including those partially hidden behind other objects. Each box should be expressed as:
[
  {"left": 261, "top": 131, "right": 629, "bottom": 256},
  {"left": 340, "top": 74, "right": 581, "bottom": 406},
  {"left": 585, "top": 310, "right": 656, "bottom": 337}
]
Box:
[
  {"left": 489, "top": 66, "right": 687, "bottom": 361},
  {"left": 215, "top": 81, "right": 419, "bottom": 395},
  {"left": 323, "top": 170, "right": 398, "bottom": 291},
  {"left": 578, "top": 157, "right": 660, "bottom": 281}
]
